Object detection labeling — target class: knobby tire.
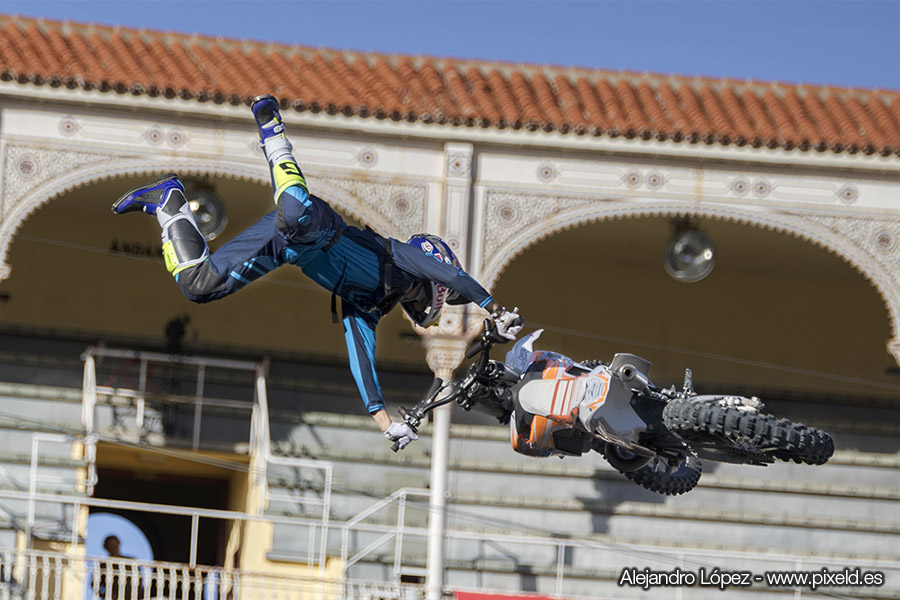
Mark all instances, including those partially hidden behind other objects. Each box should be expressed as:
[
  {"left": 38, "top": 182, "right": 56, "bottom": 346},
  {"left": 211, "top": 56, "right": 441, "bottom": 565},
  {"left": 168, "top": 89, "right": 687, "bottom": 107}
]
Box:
[
  {"left": 620, "top": 453, "right": 702, "bottom": 496},
  {"left": 661, "top": 398, "right": 834, "bottom": 465}
]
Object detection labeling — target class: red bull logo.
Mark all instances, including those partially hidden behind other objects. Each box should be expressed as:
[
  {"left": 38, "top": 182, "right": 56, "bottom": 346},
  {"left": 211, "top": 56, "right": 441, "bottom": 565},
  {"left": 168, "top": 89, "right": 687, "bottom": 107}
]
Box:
[{"left": 434, "top": 283, "right": 448, "bottom": 307}]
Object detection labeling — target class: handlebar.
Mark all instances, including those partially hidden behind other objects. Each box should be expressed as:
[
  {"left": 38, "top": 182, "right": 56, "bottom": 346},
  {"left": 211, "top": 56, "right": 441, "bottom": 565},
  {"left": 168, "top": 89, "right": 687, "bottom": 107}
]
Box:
[
  {"left": 465, "top": 337, "right": 483, "bottom": 359},
  {"left": 466, "top": 317, "right": 515, "bottom": 359},
  {"left": 391, "top": 315, "right": 522, "bottom": 452}
]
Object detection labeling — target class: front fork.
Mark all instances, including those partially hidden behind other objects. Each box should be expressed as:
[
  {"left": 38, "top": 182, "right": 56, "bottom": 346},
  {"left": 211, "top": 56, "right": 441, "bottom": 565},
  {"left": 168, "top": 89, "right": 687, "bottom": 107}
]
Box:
[
  {"left": 398, "top": 378, "right": 458, "bottom": 432},
  {"left": 397, "top": 362, "right": 519, "bottom": 432},
  {"left": 396, "top": 318, "right": 519, "bottom": 445}
]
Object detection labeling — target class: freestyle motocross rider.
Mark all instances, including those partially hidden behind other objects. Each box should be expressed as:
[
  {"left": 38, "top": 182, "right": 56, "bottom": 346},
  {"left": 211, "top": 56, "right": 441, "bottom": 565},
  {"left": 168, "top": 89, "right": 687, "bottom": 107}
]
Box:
[{"left": 112, "top": 94, "right": 523, "bottom": 451}]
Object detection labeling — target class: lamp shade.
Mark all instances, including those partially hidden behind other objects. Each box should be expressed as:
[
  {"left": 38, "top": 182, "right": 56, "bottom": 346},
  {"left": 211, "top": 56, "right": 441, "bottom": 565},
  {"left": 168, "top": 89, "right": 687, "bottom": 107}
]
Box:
[
  {"left": 664, "top": 229, "right": 716, "bottom": 283},
  {"left": 186, "top": 186, "right": 227, "bottom": 241}
]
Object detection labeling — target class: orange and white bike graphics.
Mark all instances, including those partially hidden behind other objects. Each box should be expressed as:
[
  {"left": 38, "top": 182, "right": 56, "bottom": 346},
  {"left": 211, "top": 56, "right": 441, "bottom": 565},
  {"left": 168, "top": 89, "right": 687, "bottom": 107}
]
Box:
[{"left": 507, "top": 330, "right": 643, "bottom": 458}]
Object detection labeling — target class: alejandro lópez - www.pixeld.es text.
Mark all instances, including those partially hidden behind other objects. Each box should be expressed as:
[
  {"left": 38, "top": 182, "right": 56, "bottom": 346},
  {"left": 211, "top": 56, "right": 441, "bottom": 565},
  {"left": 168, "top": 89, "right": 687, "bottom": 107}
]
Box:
[{"left": 618, "top": 566, "right": 885, "bottom": 591}]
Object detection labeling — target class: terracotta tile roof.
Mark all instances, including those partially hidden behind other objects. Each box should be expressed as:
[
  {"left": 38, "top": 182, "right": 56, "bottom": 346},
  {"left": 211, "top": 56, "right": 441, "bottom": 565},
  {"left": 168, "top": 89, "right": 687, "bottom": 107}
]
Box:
[{"left": 2, "top": 15, "right": 899, "bottom": 156}]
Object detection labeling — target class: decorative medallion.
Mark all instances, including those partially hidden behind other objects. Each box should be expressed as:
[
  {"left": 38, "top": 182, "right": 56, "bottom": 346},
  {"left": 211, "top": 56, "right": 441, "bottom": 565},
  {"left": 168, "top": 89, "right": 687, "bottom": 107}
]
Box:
[
  {"left": 838, "top": 184, "right": 859, "bottom": 204},
  {"left": 58, "top": 117, "right": 78, "bottom": 136},
  {"left": 447, "top": 153, "right": 471, "bottom": 177},
  {"left": 536, "top": 163, "right": 557, "bottom": 183},
  {"left": 752, "top": 179, "right": 771, "bottom": 197},
  {"left": 393, "top": 196, "right": 411, "bottom": 215},
  {"left": 145, "top": 127, "right": 165, "bottom": 145},
  {"left": 357, "top": 148, "right": 378, "bottom": 167},
  {"left": 167, "top": 129, "right": 185, "bottom": 147},
  {"left": 625, "top": 170, "right": 643, "bottom": 189},
  {"left": 731, "top": 177, "right": 750, "bottom": 196},
  {"left": 446, "top": 236, "right": 461, "bottom": 251},
  {"left": 16, "top": 156, "right": 40, "bottom": 180},
  {"left": 874, "top": 230, "right": 896, "bottom": 253},
  {"left": 646, "top": 171, "right": 665, "bottom": 190},
  {"left": 498, "top": 204, "right": 519, "bottom": 224}
]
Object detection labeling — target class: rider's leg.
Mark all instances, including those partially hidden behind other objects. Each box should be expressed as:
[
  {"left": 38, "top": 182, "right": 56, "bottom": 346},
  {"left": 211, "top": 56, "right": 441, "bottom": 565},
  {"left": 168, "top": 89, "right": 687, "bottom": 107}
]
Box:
[
  {"left": 179, "top": 211, "right": 286, "bottom": 302},
  {"left": 251, "top": 95, "right": 343, "bottom": 244},
  {"left": 113, "top": 174, "right": 209, "bottom": 277},
  {"left": 252, "top": 95, "right": 306, "bottom": 203},
  {"left": 112, "top": 174, "right": 285, "bottom": 302}
]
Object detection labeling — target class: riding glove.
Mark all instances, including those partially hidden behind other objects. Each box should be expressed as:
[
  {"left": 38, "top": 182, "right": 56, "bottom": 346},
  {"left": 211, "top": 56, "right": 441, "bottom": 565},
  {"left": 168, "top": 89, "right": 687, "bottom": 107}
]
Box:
[
  {"left": 385, "top": 422, "right": 419, "bottom": 450},
  {"left": 494, "top": 308, "right": 524, "bottom": 341}
]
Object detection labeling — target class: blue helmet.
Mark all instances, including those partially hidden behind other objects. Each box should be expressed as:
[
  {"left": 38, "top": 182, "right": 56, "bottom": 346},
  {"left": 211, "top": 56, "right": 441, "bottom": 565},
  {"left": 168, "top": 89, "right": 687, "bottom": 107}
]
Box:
[{"left": 402, "top": 234, "right": 462, "bottom": 328}]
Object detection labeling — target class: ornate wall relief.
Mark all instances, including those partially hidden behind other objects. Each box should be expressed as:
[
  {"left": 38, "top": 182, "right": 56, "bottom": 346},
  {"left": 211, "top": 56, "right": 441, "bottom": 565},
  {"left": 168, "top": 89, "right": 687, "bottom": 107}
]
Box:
[
  {"left": 315, "top": 175, "right": 426, "bottom": 240},
  {"left": 0, "top": 144, "right": 425, "bottom": 280}
]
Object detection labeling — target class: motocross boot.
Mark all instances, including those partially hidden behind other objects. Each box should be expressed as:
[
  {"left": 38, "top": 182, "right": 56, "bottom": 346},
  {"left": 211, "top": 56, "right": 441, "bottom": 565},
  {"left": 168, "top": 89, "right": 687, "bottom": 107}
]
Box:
[
  {"left": 112, "top": 173, "right": 184, "bottom": 216},
  {"left": 251, "top": 94, "right": 307, "bottom": 202}
]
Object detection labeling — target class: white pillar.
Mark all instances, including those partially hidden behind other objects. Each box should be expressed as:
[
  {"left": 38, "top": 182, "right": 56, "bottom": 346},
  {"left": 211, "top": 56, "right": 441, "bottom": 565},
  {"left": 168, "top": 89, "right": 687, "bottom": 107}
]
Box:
[
  {"left": 425, "top": 398, "right": 451, "bottom": 600},
  {"left": 422, "top": 321, "right": 467, "bottom": 600},
  {"left": 423, "top": 142, "right": 477, "bottom": 600}
]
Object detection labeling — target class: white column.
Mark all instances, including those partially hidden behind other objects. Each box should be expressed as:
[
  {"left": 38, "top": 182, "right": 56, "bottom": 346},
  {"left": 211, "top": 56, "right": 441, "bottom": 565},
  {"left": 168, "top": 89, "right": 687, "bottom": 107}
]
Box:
[
  {"left": 423, "top": 331, "right": 466, "bottom": 600},
  {"left": 423, "top": 142, "right": 477, "bottom": 600}
]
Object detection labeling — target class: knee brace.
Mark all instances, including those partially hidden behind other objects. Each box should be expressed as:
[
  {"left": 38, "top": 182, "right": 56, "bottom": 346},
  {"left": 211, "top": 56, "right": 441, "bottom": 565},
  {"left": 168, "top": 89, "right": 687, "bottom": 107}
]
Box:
[
  {"left": 156, "top": 190, "right": 209, "bottom": 275},
  {"left": 260, "top": 126, "right": 308, "bottom": 203},
  {"left": 272, "top": 159, "right": 308, "bottom": 203},
  {"left": 274, "top": 186, "right": 316, "bottom": 240}
]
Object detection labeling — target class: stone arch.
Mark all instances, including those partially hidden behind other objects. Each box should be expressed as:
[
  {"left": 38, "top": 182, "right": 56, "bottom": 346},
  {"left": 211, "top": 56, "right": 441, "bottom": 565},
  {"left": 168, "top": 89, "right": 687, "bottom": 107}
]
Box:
[
  {"left": 0, "top": 156, "right": 402, "bottom": 281},
  {"left": 481, "top": 199, "right": 900, "bottom": 365}
]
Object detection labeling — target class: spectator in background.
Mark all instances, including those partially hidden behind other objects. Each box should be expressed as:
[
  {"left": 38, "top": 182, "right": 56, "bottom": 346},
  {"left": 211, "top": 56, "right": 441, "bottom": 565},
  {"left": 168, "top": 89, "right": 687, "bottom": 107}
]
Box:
[{"left": 96, "top": 534, "right": 143, "bottom": 599}]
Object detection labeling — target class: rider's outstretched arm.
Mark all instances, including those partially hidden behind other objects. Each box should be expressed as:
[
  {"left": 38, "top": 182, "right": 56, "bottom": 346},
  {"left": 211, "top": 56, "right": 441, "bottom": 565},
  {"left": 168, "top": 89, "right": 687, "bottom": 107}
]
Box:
[
  {"left": 390, "top": 241, "right": 493, "bottom": 308},
  {"left": 342, "top": 301, "right": 418, "bottom": 448},
  {"left": 390, "top": 241, "right": 521, "bottom": 336},
  {"left": 340, "top": 301, "right": 386, "bottom": 417}
]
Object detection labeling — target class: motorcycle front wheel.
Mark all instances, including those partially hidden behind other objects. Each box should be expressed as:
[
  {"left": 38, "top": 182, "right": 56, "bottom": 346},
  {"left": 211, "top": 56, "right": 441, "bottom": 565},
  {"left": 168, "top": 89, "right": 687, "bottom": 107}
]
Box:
[{"left": 662, "top": 398, "right": 834, "bottom": 465}]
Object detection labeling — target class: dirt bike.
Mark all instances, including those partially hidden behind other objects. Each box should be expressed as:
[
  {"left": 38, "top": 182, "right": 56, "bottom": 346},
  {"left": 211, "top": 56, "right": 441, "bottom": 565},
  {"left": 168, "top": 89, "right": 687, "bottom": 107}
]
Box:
[{"left": 395, "top": 321, "right": 834, "bottom": 495}]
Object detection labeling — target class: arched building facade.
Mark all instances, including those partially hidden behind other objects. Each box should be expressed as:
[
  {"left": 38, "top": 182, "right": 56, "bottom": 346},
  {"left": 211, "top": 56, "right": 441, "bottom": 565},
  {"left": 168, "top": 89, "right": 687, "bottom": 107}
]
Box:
[{"left": 1, "top": 14, "right": 898, "bottom": 599}]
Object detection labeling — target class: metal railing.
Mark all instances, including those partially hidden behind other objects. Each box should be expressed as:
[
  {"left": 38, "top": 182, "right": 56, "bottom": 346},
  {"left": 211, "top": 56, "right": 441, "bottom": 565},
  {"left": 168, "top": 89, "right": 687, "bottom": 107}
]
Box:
[
  {"left": 0, "top": 490, "right": 425, "bottom": 599},
  {"left": 81, "top": 347, "right": 263, "bottom": 451},
  {"left": 0, "top": 549, "right": 426, "bottom": 600},
  {"left": 334, "top": 489, "right": 900, "bottom": 599},
  {"left": 341, "top": 488, "right": 429, "bottom": 583},
  {"left": 24, "top": 433, "right": 92, "bottom": 547},
  {"left": 80, "top": 347, "right": 334, "bottom": 550},
  {"left": 3, "top": 487, "right": 898, "bottom": 599},
  {"left": 249, "top": 367, "right": 332, "bottom": 523},
  {"left": 2, "top": 491, "right": 332, "bottom": 572}
]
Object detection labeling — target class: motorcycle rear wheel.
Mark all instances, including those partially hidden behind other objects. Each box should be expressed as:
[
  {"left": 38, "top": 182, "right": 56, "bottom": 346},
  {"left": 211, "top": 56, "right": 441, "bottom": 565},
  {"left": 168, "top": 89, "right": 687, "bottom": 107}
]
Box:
[
  {"left": 621, "top": 453, "right": 702, "bottom": 496},
  {"left": 662, "top": 398, "right": 834, "bottom": 465},
  {"left": 600, "top": 442, "right": 654, "bottom": 473}
]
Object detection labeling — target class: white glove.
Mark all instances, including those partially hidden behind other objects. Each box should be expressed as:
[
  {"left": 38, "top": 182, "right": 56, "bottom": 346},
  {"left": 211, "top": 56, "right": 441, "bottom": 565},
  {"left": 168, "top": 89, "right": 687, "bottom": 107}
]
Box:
[
  {"left": 385, "top": 422, "right": 419, "bottom": 450},
  {"left": 494, "top": 308, "right": 524, "bottom": 341}
]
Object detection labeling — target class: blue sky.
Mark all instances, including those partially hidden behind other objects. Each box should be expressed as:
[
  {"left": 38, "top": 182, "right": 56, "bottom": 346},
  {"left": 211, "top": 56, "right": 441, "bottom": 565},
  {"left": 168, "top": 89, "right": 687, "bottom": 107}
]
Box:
[{"left": 3, "top": 0, "right": 899, "bottom": 90}]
